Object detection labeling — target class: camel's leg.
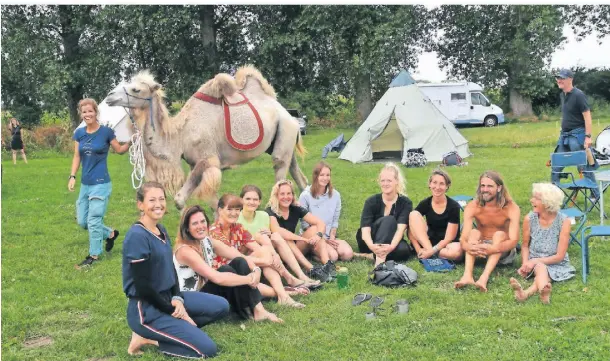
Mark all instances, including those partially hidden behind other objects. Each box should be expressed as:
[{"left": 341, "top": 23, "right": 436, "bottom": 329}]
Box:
[
  {"left": 272, "top": 155, "right": 291, "bottom": 183},
  {"left": 174, "top": 157, "right": 221, "bottom": 210},
  {"left": 289, "top": 152, "right": 308, "bottom": 191}
]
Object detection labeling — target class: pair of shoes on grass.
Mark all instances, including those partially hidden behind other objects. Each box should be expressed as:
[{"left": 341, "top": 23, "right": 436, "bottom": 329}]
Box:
[
  {"left": 76, "top": 229, "right": 120, "bottom": 269},
  {"left": 307, "top": 261, "right": 336, "bottom": 283}
]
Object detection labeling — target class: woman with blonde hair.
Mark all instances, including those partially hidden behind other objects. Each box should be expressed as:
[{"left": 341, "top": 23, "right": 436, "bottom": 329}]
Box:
[
  {"left": 355, "top": 163, "right": 413, "bottom": 266},
  {"left": 8, "top": 118, "right": 27, "bottom": 165},
  {"left": 265, "top": 179, "right": 334, "bottom": 282},
  {"left": 299, "top": 161, "right": 353, "bottom": 261},
  {"left": 510, "top": 183, "right": 575, "bottom": 304},
  {"left": 238, "top": 184, "right": 321, "bottom": 287},
  {"left": 69, "top": 98, "right": 131, "bottom": 268},
  {"left": 173, "top": 205, "right": 282, "bottom": 323}
]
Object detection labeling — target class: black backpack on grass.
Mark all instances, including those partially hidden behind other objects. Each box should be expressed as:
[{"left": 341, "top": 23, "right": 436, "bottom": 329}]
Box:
[{"left": 369, "top": 260, "right": 418, "bottom": 287}]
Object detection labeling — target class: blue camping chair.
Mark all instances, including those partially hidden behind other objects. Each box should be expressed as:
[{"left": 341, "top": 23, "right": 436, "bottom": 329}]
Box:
[
  {"left": 560, "top": 208, "right": 588, "bottom": 283},
  {"left": 450, "top": 195, "right": 474, "bottom": 231},
  {"left": 551, "top": 151, "right": 600, "bottom": 214},
  {"left": 579, "top": 225, "right": 610, "bottom": 284}
]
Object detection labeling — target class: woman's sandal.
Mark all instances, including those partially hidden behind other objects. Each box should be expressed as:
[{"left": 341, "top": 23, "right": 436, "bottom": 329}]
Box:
[
  {"left": 284, "top": 285, "right": 310, "bottom": 296},
  {"left": 280, "top": 299, "right": 306, "bottom": 309},
  {"left": 369, "top": 296, "right": 384, "bottom": 309},
  {"left": 352, "top": 293, "right": 372, "bottom": 306}
]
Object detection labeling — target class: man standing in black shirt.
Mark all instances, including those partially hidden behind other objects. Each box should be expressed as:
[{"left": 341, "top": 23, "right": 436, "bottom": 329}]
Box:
[{"left": 551, "top": 68, "right": 600, "bottom": 200}]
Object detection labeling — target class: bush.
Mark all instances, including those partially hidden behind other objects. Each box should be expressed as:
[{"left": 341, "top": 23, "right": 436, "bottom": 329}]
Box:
[{"left": 40, "top": 110, "right": 70, "bottom": 126}]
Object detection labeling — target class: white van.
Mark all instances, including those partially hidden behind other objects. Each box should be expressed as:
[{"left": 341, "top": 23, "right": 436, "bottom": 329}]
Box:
[{"left": 418, "top": 82, "right": 504, "bottom": 127}]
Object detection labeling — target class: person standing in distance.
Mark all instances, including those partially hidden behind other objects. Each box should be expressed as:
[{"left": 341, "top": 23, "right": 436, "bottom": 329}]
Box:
[{"left": 551, "top": 68, "right": 600, "bottom": 200}]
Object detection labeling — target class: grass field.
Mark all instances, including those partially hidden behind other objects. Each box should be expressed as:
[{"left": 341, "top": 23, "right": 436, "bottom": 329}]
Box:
[{"left": 2, "top": 120, "right": 610, "bottom": 361}]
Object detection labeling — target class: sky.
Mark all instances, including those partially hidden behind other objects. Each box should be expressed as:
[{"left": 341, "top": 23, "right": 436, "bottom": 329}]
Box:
[{"left": 412, "top": 25, "right": 610, "bottom": 82}]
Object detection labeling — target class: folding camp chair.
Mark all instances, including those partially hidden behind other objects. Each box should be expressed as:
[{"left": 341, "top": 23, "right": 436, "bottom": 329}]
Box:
[
  {"left": 560, "top": 208, "right": 588, "bottom": 283},
  {"left": 579, "top": 225, "right": 610, "bottom": 284},
  {"left": 450, "top": 195, "right": 474, "bottom": 232},
  {"left": 551, "top": 151, "right": 600, "bottom": 214}
]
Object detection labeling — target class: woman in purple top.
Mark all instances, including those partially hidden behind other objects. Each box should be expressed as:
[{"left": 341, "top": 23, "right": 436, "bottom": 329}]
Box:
[{"left": 68, "top": 98, "right": 131, "bottom": 268}]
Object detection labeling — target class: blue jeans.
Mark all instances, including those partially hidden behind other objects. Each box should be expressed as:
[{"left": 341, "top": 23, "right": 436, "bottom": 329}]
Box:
[
  {"left": 76, "top": 182, "right": 113, "bottom": 257},
  {"left": 551, "top": 127, "right": 600, "bottom": 198},
  {"left": 127, "top": 292, "right": 230, "bottom": 358}
]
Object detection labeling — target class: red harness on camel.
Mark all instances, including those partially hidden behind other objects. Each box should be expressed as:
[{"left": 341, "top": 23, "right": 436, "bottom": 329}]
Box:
[{"left": 193, "top": 91, "right": 264, "bottom": 151}]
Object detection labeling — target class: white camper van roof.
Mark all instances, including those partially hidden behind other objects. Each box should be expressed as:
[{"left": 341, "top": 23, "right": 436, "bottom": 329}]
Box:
[{"left": 418, "top": 82, "right": 484, "bottom": 92}]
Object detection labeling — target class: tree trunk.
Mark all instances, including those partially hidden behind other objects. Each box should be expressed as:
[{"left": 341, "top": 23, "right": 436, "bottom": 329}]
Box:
[
  {"left": 198, "top": 5, "right": 217, "bottom": 72},
  {"left": 59, "top": 5, "right": 87, "bottom": 129},
  {"left": 355, "top": 72, "right": 373, "bottom": 121},
  {"left": 509, "top": 88, "right": 533, "bottom": 117}
]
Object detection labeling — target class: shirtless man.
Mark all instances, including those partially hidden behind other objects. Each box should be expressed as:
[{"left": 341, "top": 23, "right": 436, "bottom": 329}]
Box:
[{"left": 454, "top": 171, "right": 520, "bottom": 292}]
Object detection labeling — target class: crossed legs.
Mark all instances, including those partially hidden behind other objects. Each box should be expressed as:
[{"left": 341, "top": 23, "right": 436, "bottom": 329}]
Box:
[
  {"left": 510, "top": 263, "right": 552, "bottom": 304},
  {"left": 408, "top": 211, "right": 463, "bottom": 260}
]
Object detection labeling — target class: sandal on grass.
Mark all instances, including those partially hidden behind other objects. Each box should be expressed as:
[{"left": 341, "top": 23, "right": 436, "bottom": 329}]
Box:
[
  {"left": 280, "top": 299, "right": 306, "bottom": 309},
  {"left": 284, "top": 286, "right": 310, "bottom": 296},
  {"left": 369, "top": 296, "right": 384, "bottom": 309},
  {"left": 352, "top": 293, "right": 372, "bottom": 306}
]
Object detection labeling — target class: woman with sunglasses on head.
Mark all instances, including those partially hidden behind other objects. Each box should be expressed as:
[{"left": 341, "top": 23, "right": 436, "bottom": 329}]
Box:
[
  {"left": 174, "top": 205, "right": 282, "bottom": 323},
  {"left": 209, "top": 194, "right": 307, "bottom": 308},
  {"left": 69, "top": 98, "right": 131, "bottom": 268},
  {"left": 299, "top": 161, "right": 353, "bottom": 262},
  {"left": 238, "top": 185, "right": 321, "bottom": 287},
  {"left": 123, "top": 182, "right": 230, "bottom": 358},
  {"left": 265, "top": 179, "right": 334, "bottom": 281}
]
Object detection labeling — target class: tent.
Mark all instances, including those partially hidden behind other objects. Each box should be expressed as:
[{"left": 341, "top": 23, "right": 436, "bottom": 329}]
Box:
[
  {"left": 76, "top": 82, "right": 134, "bottom": 143},
  {"left": 339, "top": 70, "right": 470, "bottom": 163}
]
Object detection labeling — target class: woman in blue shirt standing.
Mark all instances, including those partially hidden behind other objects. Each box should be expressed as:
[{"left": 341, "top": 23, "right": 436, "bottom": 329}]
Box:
[{"left": 68, "top": 98, "right": 131, "bottom": 268}]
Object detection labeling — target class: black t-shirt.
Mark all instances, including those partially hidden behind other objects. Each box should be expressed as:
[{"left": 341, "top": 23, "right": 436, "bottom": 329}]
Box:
[
  {"left": 360, "top": 194, "right": 412, "bottom": 228},
  {"left": 415, "top": 196, "right": 461, "bottom": 245},
  {"left": 266, "top": 204, "right": 309, "bottom": 233},
  {"left": 560, "top": 87, "right": 590, "bottom": 132}
]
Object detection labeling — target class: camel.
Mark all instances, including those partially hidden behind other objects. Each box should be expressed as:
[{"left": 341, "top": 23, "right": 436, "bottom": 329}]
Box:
[{"left": 105, "top": 65, "right": 308, "bottom": 210}]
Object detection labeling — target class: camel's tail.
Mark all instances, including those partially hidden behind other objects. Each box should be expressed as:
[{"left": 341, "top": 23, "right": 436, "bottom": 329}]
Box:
[{"left": 295, "top": 131, "right": 307, "bottom": 159}]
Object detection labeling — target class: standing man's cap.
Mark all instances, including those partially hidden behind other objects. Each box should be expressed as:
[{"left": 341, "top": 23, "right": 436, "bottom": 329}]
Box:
[{"left": 555, "top": 68, "right": 574, "bottom": 79}]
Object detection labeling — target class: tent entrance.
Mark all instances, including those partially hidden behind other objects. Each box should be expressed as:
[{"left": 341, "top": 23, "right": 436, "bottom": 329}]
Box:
[{"left": 371, "top": 115, "right": 404, "bottom": 160}]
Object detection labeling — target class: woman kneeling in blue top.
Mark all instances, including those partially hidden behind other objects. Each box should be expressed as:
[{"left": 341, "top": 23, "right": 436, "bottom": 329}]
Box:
[
  {"left": 123, "top": 182, "right": 229, "bottom": 357},
  {"left": 408, "top": 169, "right": 463, "bottom": 261},
  {"left": 299, "top": 161, "right": 353, "bottom": 262}
]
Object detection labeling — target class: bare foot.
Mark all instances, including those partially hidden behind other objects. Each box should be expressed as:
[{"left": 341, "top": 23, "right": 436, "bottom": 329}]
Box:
[
  {"left": 454, "top": 276, "right": 475, "bottom": 289},
  {"left": 127, "top": 332, "right": 158, "bottom": 356},
  {"left": 299, "top": 276, "right": 321, "bottom": 286},
  {"left": 474, "top": 277, "right": 489, "bottom": 293},
  {"left": 353, "top": 252, "right": 375, "bottom": 261},
  {"left": 509, "top": 277, "right": 528, "bottom": 302},
  {"left": 540, "top": 283, "right": 552, "bottom": 304},
  {"left": 283, "top": 286, "right": 309, "bottom": 296},
  {"left": 278, "top": 296, "right": 305, "bottom": 309},
  {"left": 254, "top": 310, "right": 284, "bottom": 323}
]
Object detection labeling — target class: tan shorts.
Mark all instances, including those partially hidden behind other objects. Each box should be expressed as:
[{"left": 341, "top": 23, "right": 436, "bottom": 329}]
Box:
[{"left": 482, "top": 240, "right": 516, "bottom": 265}]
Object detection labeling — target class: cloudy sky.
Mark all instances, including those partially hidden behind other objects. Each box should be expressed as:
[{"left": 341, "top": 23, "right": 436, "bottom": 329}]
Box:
[{"left": 412, "top": 25, "right": 610, "bottom": 82}]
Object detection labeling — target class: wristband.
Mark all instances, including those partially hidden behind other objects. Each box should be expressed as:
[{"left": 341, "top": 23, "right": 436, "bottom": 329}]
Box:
[
  {"left": 171, "top": 296, "right": 184, "bottom": 304},
  {"left": 585, "top": 134, "right": 592, "bottom": 138},
  {"left": 69, "top": 175, "right": 76, "bottom": 180},
  {"left": 432, "top": 245, "right": 439, "bottom": 254},
  {"left": 316, "top": 231, "right": 324, "bottom": 238},
  {"left": 251, "top": 266, "right": 261, "bottom": 273}
]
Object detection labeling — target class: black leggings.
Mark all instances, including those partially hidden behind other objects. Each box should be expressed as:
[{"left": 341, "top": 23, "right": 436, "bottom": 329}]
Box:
[
  {"left": 201, "top": 257, "right": 262, "bottom": 320},
  {"left": 356, "top": 216, "right": 412, "bottom": 261}
]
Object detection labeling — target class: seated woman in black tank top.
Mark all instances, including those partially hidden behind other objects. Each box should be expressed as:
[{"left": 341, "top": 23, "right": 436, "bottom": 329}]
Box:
[{"left": 408, "top": 169, "right": 464, "bottom": 261}]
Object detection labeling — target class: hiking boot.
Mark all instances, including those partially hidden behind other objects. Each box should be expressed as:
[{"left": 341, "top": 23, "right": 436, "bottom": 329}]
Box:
[
  {"left": 307, "top": 266, "right": 330, "bottom": 283},
  {"left": 323, "top": 260, "right": 337, "bottom": 278},
  {"left": 77, "top": 256, "right": 98, "bottom": 268},
  {"left": 105, "top": 229, "right": 119, "bottom": 252}
]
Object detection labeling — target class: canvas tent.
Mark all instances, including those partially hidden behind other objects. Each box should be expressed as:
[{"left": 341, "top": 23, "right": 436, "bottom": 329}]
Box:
[{"left": 339, "top": 70, "right": 470, "bottom": 163}]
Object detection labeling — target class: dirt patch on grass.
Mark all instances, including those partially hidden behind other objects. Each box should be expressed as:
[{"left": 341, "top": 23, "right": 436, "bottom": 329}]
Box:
[{"left": 23, "top": 336, "right": 53, "bottom": 349}]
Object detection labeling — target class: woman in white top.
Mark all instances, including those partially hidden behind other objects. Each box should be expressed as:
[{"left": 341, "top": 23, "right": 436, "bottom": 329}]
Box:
[
  {"left": 299, "top": 161, "right": 353, "bottom": 261},
  {"left": 173, "top": 205, "right": 282, "bottom": 322}
]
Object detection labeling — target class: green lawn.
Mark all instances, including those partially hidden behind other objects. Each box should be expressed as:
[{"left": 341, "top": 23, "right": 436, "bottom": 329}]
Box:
[{"left": 2, "top": 120, "right": 610, "bottom": 361}]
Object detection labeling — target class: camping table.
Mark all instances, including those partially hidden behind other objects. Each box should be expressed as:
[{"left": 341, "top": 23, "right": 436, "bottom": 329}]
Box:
[{"left": 596, "top": 169, "right": 610, "bottom": 225}]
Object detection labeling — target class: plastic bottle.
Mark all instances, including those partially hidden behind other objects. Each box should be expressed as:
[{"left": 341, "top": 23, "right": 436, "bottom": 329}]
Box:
[{"left": 337, "top": 267, "right": 349, "bottom": 289}]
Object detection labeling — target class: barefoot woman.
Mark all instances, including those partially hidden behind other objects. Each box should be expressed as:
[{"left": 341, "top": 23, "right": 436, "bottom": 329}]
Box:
[
  {"left": 174, "top": 205, "right": 282, "bottom": 323},
  {"left": 510, "top": 183, "right": 575, "bottom": 304},
  {"left": 123, "top": 182, "right": 230, "bottom": 357}
]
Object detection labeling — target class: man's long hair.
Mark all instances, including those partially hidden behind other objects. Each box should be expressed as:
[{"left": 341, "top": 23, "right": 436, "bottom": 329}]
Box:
[{"left": 476, "top": 170, "right": 512, "bottom": 208}]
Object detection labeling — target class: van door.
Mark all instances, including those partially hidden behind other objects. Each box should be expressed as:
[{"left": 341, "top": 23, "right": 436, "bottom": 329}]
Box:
[
  {"left": 451, "top": 92, "right": 468, "bottom": 123},
  {"left": 469, "top": 92, "right": 490, "bottom": 123}
]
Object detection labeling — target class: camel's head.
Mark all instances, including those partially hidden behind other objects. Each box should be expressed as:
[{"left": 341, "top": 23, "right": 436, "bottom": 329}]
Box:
[{"left": 106, "top": 70, "right": 162, "bottom": 109}]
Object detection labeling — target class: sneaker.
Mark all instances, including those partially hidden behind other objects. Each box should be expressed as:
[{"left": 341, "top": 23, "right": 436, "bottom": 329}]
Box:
[
  {"left": 307, "top": 266, "right": 331, "bottom": 283},
  {"left": 105, "top": 229, "right": 119, "bottom": 252},
  {"left": 323, "top": 261, "right": 337, "bottom": 278},
  {"left": 77, "top": 256, "right": 98, "bottom": 268}
]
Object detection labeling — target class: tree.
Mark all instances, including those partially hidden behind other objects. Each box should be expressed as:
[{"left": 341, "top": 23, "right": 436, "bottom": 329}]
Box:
[
  {"left": 563, "top": 5, "right": 610, "bottom": 40},
  {"left": 434, "top": 5, "right": 565, "bottom": 116}
]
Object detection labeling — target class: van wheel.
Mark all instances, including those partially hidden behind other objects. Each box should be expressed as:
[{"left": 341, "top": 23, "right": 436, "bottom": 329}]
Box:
[{"left": 484, "top": 115, "right": 498, "bottom": 127}]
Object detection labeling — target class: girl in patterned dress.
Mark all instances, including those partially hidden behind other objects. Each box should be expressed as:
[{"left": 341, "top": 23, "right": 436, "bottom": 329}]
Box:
[{"left": 510, "top": 183, "right": 576, "bottom": 304}]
